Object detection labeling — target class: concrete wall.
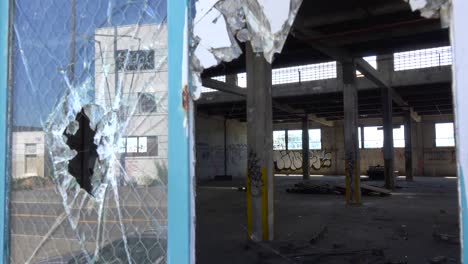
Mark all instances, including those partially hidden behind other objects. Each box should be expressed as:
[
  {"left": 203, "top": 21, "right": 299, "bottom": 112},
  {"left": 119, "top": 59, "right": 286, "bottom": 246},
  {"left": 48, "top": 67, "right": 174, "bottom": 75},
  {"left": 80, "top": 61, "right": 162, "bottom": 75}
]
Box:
[
  {"left": 196, "top": 114, "right": 247, "bottom": 180},
  {"left": 272, "top": 114, "right": 455, "bottom": 176},
  {"left": 196, "top": 113, "right": 456, "bottom": 179}
]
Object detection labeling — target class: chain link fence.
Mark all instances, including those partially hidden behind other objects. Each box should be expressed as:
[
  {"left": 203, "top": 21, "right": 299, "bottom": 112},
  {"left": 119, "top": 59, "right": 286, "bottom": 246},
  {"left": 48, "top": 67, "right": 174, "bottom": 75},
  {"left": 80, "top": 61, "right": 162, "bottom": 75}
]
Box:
[{"left": 9, "top": 0, "right": 168, "bottom": 263}]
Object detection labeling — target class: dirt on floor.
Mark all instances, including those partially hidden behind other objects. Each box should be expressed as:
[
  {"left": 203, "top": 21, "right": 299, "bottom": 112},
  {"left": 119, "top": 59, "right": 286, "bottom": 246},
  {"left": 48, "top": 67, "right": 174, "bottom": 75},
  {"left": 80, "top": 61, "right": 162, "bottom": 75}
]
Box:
[{"left": 196, "top": 176, "right": 460, "bottom": 264}]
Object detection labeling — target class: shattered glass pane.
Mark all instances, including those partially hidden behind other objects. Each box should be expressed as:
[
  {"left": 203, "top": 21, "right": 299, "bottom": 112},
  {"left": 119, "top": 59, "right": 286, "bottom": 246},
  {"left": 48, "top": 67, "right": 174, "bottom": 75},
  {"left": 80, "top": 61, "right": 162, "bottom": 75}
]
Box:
[{"left": 9, "top": 0, "right": 168, "bottom": 263}]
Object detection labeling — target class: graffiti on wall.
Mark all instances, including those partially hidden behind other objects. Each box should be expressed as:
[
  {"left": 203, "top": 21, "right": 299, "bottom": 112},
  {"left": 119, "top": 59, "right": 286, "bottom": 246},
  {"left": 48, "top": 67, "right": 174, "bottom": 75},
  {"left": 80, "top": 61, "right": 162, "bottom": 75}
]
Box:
[
  {"left": 273, "top": 150, "right": 332, "bottom": 172},
  {"left": 196, "top": 143, "right": 247, "bottom": 177},
  {"left": 227, "top": 144, "right": 248, "bottom": 166}
]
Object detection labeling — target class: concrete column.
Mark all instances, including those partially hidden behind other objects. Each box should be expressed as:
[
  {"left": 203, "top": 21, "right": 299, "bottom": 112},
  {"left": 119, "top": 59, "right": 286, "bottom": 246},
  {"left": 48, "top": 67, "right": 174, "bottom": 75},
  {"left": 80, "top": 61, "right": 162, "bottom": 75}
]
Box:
[
  {"left": 341, "top": 61, "right": 361, "bottom": 204},
  {"left": 382, "top": 87, "right": 395, "bottom": 189},
  {"left": 246, "top": 43, "right": 274, "bottom": 241},
  {"left": 302, "top": 115, "right": 310, "bottom": 181},
  {"left": 378, "top": 54, "right": 396, "bottom": 188},
  {"left": 404, "top": 110, "right": 414, "bottom": 181}
]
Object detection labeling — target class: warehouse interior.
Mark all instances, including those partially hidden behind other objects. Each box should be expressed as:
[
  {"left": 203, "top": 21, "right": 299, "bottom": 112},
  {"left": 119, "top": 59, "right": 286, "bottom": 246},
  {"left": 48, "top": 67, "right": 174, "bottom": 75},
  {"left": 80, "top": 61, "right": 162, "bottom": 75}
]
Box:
[{"left": 194, "top": 1, "right": 459, "bottom": 263}]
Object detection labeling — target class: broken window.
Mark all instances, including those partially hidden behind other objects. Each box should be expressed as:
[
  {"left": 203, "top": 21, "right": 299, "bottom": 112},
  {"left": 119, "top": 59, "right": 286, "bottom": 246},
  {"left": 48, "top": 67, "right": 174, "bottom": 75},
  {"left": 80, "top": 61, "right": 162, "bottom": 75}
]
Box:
[
  {"left": 436, "top": 122, "right": 455, "bottom": 147},
  {"left": 7, "top": 0, "right": 169, "bottom": 263}
]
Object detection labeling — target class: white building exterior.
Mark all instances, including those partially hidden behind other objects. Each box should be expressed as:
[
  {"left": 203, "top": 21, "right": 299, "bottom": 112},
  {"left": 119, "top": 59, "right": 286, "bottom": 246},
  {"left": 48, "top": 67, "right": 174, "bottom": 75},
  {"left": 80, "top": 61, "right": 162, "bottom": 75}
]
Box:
[{"left": 94, "top": 24, "right": 168, "bottom": 185}]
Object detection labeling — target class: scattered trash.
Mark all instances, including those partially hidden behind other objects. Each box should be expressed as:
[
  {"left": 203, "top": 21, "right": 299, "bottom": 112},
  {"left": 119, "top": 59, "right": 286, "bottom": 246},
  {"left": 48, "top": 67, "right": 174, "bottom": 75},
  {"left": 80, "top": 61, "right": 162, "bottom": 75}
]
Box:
[
  {"left": 429, "top": 256, "right": 447, "bottom": 264},
  {"left": 385, "top": 258, "right": 408, "bottom": 264},
  {"left": 238, "top": 186, "right": 246, "bottom": 192},
  {"left": 432, "top": 232, "right": 460, "bottom": 245},
  {"left": 367, "top": 165, "right": 385, "bottom": 180},
  {"left": 287, "top": 181, "right": 392, "bottom": 196},
  {"left": 309, "top": 226, "right": 328, "bottom": 244},
  {"left": 392, "top": 224, "right": 408, "bottom": 241},
  {"left": 332, "top": 243, "right": 345, "bottom": 249},
  {"left": 286, "top": 182, "right": 336, "bottom": 194}
]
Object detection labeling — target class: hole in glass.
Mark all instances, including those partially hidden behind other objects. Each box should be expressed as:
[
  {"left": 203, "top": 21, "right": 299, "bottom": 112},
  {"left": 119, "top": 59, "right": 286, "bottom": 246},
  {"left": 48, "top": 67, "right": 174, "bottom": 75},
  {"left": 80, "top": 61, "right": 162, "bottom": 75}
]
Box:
[{"left": 64, "top": 109, "right": 98, "bottom": 195}]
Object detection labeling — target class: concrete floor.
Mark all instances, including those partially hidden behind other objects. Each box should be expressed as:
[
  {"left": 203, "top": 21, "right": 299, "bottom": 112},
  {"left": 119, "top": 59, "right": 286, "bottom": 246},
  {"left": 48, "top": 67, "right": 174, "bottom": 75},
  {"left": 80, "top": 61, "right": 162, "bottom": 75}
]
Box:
[{"left": 196, "top": 176, "right": 460, "bottom": 264}]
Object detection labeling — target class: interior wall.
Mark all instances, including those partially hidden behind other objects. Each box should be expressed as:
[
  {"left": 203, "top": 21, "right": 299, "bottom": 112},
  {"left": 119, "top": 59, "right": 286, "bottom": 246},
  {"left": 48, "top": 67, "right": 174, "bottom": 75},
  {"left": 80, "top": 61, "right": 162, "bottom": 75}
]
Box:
[
  {"left": 196, "top": 114, "right": 247, "bottom": 180},
  {"left": 196, "top": 113, "right": 456, "bottom": 179}
]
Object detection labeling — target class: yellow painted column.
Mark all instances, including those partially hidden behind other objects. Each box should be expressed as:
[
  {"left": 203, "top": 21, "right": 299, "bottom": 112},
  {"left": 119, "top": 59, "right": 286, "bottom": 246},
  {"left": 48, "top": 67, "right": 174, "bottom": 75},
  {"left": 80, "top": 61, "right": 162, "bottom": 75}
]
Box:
[{"left": 246, "top": 42, "right": 274, "bottom": 241}]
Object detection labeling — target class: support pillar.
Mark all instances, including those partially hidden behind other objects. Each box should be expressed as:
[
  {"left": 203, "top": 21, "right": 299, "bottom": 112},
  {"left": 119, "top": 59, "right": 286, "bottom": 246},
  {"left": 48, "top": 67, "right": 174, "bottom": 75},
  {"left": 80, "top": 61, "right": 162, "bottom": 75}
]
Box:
[
  {"left": 377, "top": 53, "right": 395, "bottom": 189},
  {"left": 341, "top": 61, "right": 361, "bottom": 204},
  {"left": 382, "top": 87, "right": 395, "bottom": 189},
  {"left": 302, "top": 115, "right": 310, "bottom": 181},
  {"left": 246, "top": 43, "right": 274, "bottom": 241},
  {"left": 404, "top": 110, "right": 414, "bottom": 181}
]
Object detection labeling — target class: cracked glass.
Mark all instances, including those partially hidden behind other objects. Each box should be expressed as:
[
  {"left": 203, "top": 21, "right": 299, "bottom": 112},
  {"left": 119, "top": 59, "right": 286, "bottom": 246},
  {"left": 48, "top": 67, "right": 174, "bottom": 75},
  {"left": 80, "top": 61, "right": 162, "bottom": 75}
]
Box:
[{"left": 9, "top": 0, "right": 168, "bottom": 263}]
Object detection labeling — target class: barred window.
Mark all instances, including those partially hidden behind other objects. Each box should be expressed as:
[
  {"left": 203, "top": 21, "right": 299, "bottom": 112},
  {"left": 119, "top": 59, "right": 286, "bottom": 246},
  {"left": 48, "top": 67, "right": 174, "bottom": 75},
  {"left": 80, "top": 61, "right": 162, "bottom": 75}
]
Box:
[{"left": 116, "top": 50, "right": 155, "bottom": 71}]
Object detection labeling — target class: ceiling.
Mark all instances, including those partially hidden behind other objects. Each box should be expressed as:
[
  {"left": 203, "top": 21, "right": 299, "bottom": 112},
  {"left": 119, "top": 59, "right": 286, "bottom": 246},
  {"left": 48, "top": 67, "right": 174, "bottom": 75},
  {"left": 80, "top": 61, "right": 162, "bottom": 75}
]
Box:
[{"left": 197, "top": 0, "right": 452, "bottom": 122}]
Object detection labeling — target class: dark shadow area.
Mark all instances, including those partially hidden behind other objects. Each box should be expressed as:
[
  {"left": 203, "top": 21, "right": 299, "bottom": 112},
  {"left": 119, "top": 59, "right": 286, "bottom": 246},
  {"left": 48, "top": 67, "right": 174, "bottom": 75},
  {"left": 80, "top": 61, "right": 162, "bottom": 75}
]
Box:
[{"left": 65, "top": 109, "right": 98, "bottom": 194}]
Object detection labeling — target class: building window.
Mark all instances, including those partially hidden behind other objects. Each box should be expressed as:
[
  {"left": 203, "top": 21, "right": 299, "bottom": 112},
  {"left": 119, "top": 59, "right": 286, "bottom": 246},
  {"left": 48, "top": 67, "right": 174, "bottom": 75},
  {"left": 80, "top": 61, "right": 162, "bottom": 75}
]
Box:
[
  {"left": 393, "top": 125, "right": 405, "bottom": 148},
  {"left": 309, "top": 129, "right": 321, "bottom": 150},
  {"left": 273, "top": 131, "right": 286, "bottom": 150},
  {"left": 119, "top": 136, "right": 158, "bottom": 156},
  {"left": 394, "top": 46, "right": 452, "bottom": 71},
  {"left": 287, "top": 130, "right": 302, "bottom": 150},
  {"left": 435, "top": 122, "right": 455, "bottom": 147},
  {"left": 24, "top": 144, "right": 37, "bottom": 175},
  {"left": 138, "top": 93, "right": 157, "bottom": 113},
  {"left": 361, "top": 126, "right": 406, "bottom": 148},
  {"left": 116, "top": 50, "right": 155, "bottom": 71},
  {"left": 363, "top": 126, "right": 383, "bottom": 148}
]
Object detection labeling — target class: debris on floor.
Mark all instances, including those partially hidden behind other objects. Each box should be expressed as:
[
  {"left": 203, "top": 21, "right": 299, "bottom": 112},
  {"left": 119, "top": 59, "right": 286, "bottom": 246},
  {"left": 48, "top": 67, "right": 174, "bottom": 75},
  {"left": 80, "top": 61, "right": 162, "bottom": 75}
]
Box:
[
  {"left": 367, "top": 165, "right": 385, "bottom": 180},
  {"left": 429, "top": 255, "right": 447, "bottom": 264},
  {"left": 309, "top": 226, "right": 328, "bottom": 244},
  {"left": 286, "top": 182, "right": 337, "bottom": 194},
  {"left": 287, "top": 181, "right": 392, "bottom": 196},
  {"left": 432, "top": 232, "right": 460, "bottom": 245}
]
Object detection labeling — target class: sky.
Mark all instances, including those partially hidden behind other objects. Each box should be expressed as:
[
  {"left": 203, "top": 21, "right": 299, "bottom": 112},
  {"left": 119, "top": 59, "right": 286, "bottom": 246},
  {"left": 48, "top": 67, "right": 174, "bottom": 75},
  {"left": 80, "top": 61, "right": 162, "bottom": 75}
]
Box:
[{"left": 12, "top": 0, "right": 167, "bottom": 128}]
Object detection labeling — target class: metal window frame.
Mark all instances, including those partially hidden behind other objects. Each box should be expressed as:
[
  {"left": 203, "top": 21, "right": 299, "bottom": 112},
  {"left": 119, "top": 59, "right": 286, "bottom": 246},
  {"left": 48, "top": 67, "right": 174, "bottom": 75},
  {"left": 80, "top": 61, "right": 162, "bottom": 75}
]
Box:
[
  {"left": 452, "top": 1, "right": 468, "bottom": 262},
  {"left": 0, "top": 0, "right": 9, "bottom": 262},
  {"left": 167, "top": 0, "right": 193, "bottom": 264}
]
